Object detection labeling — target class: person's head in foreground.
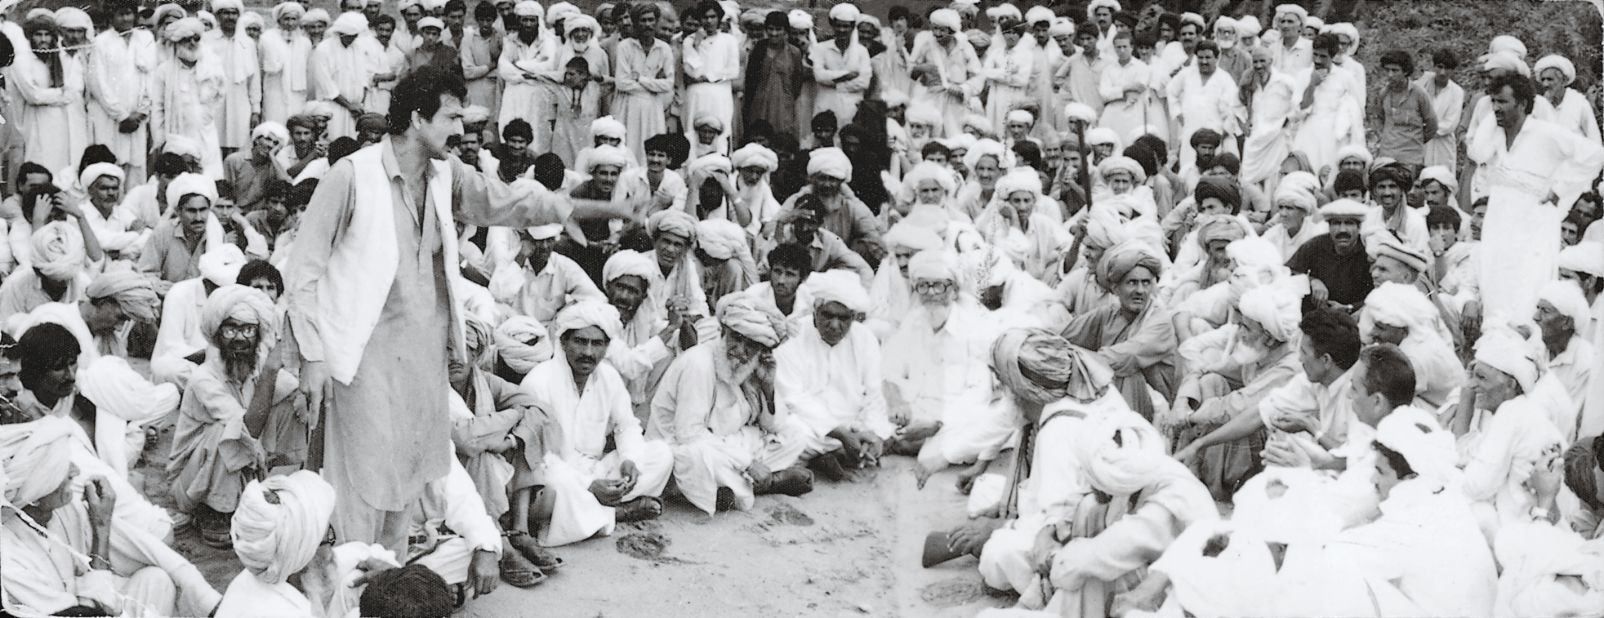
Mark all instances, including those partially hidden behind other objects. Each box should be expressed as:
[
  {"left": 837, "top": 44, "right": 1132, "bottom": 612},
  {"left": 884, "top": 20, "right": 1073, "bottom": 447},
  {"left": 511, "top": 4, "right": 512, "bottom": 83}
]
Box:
[
  {"left": 387, "top": 65, "right": 470, "bottom": 161},
  {"left": 359, "top": 564, "right": 456, "bottom": 618}
]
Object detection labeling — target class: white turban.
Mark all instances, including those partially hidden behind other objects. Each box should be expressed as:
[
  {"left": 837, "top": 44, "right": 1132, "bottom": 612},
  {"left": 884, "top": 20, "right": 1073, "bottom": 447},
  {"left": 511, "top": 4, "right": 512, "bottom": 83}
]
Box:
[
  {"left": 1005, "top": 108, "right": 1034, "bottom": 126},
  {"left": 514, "top": 1, "right": 542, "bottom": 18},
  {"left": 1238, "top": 16, "right": 1261, "bottom": 36},
  {"left": 884, "top": 223, "right": 944, "bottom": 253},
  {"left": 603, "top": 250, "right": 658, "bottom": 285},
  {"left": 928, "top": 8, "right": 961, "bottom": 32},
  {"left": 1179, "top": 12, "right": 1205, "bottom": 30},
  {"left": 1097, "top": 155, "right": 1145, "bottom": 184},
  {"left": 646, "top": 209, "right": 697, "bottom": 240},
  {"left": 1373, "top": 405, "right": 1459, "bottom": 483},
  {"left": 551, "top": 299, "right": 623, "bottom": 341},
  {"left": 1318, "top": 198, "right": 1368, "bottom": 220},
  {"left": 1274, "top": 176, "right": 1318, "bottom": 212},
  {"left": 79, "top": 356, "right": 180, "bottom": 424},
  {"left": 717, "top": 294, "right": 789, "bottom": 348},
  {"left": 902, "top": 161, "right": 958, "bottom": 197},
  {"left": 1474, "top": 327, "right": 1541, "bottom": 393},
  {"left": 1538, "top": 279, "right": 1591, "bottom": 331},
  {"left": 1085, "top": 126, "right": 1120, "bottom": 149},
  {"left": 828, "top": 3, "right": 860, "bottom": 22},
  {"left": 527, "top": 224, "right": 563, "bottom": 241},
  {"left": 77, "top": 163, "right": 124, "bottom": 195},
  {"left": 1415, "top": 165, "right": 1455, "bottom": 193},
  {"left": 201, "top": 285, "right": 279, "bottom": 369},
  {"left": 329, "top": 12, "right": 367, "bottom": 36},
  {"left": 1214, "top": 15, "right": 1237, "bottom": 34},
  {"left": 881, "top": 89, "right": 909, "bottom": 109},
  {"left": 1481, "top": 51, "right": 1530, "bottom": 77},
  {"left": 252, "top": 121, "right": 290, "bottom": 148},
  {"left": 564, "top": 14, "right": 598, "bottom": 36},
  {"left": 199, "top": 245, "right": 248, "bottom": 287},
  {"left": 461, "top": 105, "right": 491, "bottom": 126},
  {"left": 272, "top": 2, "right": 304, "bottom": 22},
  {"left": 1237, "top": 276, "right": 1309, "bottom": 343},
  {"left": 695, "top": 219, "right": 747, "bottom": 261},
  {"left": 805, "top": 270, "right": 870, "bottom": 313},
  {"left": 589, "top": 116, "right": 626, "bottom": 141},
  {"left": 985, "top": 4, "right": 1021, "bottom": 23},
  {"left": 1086, "top": 0, "right": 1120, "bottom": 20},
  {"left": 1062, "top": 102, "right": 1097, "bottom": 125},
  {"left": 788, "top": 9, "right": 813, "bottom": 30},
  {"left": 1147, "top": 521, "right": 1277, "bottom": 618},
  {"left": 1083, "top": 203, "right": 1130, "bottom": 251},
  {"left": 732, "top": 144, "right": 779, "bottom": 173},
  {"left": 1275, "top": 4, "right": 1307, "bottom": 22},
  {"left": 962, "top": 113, "right": 992, "bottom": 135},
  {"left": 166, "top": 16, "right": 205, "bottom": 41},
  {"left": 1304, "top": 15, "right": 1323, "bottom": 30},
  {"left": 1367, "top": 234, "right": 1429, "bottom": 275},
  {"left": 1362, "top": 282, "right": 1436, "bottom": 335},
  {"left": 1024, "top": 6, "right": 1055, "bottom": 25},
  {"left": 807, "top": 147, "right": 852, "bottom": 180},
  {"left": 908, "top": 249, "right": 961, "bottom": 282},
  {"left": 1334, "top": 143, "right": 1372, "bottom": 168},
  {"left": 166, "top": 173, "right": 219, "bottom": 211},
  {"left": 31, "top": 222, "right": 86, "bottom": 282},
  {"left": 586, "top": 144, "right": 631, "bottom": 172},
  {"left": 906, "top": 102, "right": 944, "bottom": 128},
  {"left": 961, "top": 139, "right": 1007, "bottom": 176},
  {"left": 1534, "top": 54, "right": 1576, "bottom": 86},
  {"left": 55, "top": 7, "right": 92, "bottom": 30},
  {"left": 944, "top": 134, "right": 978, "bottom": 153},
  {"left": 994, "top": 168, "right": 1042, "bottom": 202},
  {"left": 85, "top": 270, "right": 161, "bottom": 323},
  {"left": 1049, "top": 18, "right": 1074, "bottom": 36},
  {"left": 418, "top": 17, "right": 446, "bottom": 32},
  {"left": 210, "top": 0, "right": 243, "bottom": 13},
  {"left": 1558, "top": 242, "right": 1604, "bottom": 278},
  {"left": 231, "top": 471, "right": 338, "bottom": 585},
  {"left": 0, "top": 417, "right": 78, "bottom": 508},
  {"left": 1489, "top": 34, "right": 1527, "bottom": 59},
  {"left": 1230, "top": 467, "right": 1343, "bottom": 545},
  {"left": 302, "top": 8, "right": 331, "bottom": 25},
  {"left": 495, "top": 316, "right": 553, "bottom": 374},
  {"left": 686, "top": 153, "right": 733, "bottom": 182},
  {"left": 1074, "top": 410, "right": 1175, "bottom": 496}
]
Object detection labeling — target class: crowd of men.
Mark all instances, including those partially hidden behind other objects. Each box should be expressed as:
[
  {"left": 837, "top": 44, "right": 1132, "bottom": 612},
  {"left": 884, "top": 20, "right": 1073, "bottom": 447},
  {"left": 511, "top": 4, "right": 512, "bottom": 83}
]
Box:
[{"left": 0, "top": 0, "right": 1602, "bottom": 616}]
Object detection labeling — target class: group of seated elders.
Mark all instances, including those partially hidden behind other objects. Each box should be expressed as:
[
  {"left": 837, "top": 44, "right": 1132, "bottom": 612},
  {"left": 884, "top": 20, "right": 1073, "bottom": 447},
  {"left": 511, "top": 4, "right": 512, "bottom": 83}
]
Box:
[{"left": 4, "top": 1, "right": 1604, "bottom": 616}]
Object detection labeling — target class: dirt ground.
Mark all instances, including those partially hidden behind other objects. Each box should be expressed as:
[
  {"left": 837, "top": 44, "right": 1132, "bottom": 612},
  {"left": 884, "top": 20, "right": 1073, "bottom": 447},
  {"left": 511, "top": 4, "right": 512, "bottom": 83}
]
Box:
[{"left": 135, "top": 421, "right": 1014, "bottom": 618}]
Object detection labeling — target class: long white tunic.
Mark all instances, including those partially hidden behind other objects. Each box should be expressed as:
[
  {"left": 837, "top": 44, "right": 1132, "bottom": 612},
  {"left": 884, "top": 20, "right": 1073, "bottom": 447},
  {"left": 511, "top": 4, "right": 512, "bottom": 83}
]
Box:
[
  {"left": 13, "top": 52, "right": 89, "bottom": 173},
  {"left": 681, "top": 32, "right": 740, "bottom": 148},
  {"left": 882, "top": 302, "right": 1016, "bottom": 466},
  {"left": 811, "top": 39, "right": 873, "bottom": 128},
  {"left": 310, "top": 38, "right": 376, "bottom": 140},
  {"left": 1460, "top": 396, "right": 1565, "bottom": 537},
  {"left": 775, "top": 322, "right": 895, "bottom": 452},
  {"left": 485, "top": 253, "right": 603, "bottom": 323},
  {"left": 611, "top": 37, "right": 675, "bottom": 163},
  {"left": 204, "top": 29, "right": 261, "bottom": 150},
  {"left": 496, "top": 35, "right": 554, "bottom": 136},
  {"left": 88, "top": 29, "right": 154, "bottom": 175},
  {"left": 1549, "top": 88, "right": 1603, "bottom": 145},
  {"left": 1167, "top": 66, "right": 1239, "bottom": 166},
  {"left": 1468, "top": 117, "right": 1604, "bottom": 320},
  {"left": 982, "top": 38, "right": 1036, "bottom": 134},
  {"left": 150, "top": 58, "right": 226, "bottom": 178},
  {"left": 1291, "top": 66, "right": 1364, "bottom": 176},
  {"left": 1241, "top": 69, "right": 1298, "bottom": 187},
  {"left": 1416, "top": 74, "right": 1464, "bottom": 173},
  {"left": 908, "top": 36, "right": 984, "bottom": 137},
  {"left": 259, "top": 28, "right": 312, "bottom": 123}
]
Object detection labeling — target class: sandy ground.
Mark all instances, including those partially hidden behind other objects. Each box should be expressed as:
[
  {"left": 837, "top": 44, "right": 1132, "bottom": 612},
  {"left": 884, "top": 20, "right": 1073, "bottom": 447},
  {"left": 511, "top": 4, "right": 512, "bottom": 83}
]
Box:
[{"left": 136, "top": 424, "right": 1014, "bottom": 618}]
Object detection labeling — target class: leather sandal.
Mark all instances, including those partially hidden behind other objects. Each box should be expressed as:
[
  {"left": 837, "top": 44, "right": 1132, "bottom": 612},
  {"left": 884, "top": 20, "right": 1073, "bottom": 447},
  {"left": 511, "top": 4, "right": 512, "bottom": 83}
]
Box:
[{"left": 505, "top": 530, "right": 565, "bottom": 572}]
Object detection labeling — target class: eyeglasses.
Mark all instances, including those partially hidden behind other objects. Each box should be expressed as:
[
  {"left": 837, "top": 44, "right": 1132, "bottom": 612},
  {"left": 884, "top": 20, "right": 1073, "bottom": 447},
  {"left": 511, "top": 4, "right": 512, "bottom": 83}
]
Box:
[
  {"left": 914, "top": 281, "right": 953, "bottom": 293},
  {"left": 219, "top": 323, "right": 259, "bottom": 339}
]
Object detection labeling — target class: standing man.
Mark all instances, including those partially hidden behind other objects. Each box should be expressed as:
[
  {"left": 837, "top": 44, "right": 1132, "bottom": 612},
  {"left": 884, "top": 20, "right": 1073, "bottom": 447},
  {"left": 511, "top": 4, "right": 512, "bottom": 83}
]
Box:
[
  {"left": 1471, "top": 73, "right": 1604, "bottom": 323},
  {"left": 151, "top": 18, "right": 227, "bottom": 178},
  {"left": 908, "top": 9, "right": 983, "bottom": 137},
  {"left": 811, "top": 3, "right": 872, "bottom": 128},
  {"left": 742, "top": 11, "right": 806, "bottom": 146},
  {"left": 1166, "top": 41, "right": 1238, "bottom": 169},
  {"left": 286, "top": 67, "right": 571, "bottom": 554},
  {"left": 311, "top": 13, "right": 378, "bottom": 140},
  {"left": 207, "top": 0, "right": 262, "bottom": 160},
  {"left": 87, "top": 0, "right": 152, "bottom": 182}
]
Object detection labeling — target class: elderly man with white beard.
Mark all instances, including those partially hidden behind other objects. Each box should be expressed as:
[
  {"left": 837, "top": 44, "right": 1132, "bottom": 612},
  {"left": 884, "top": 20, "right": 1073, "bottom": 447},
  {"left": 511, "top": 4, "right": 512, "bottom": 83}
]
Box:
[
  {"left": 1531, "top": 280, "right": 1594, "bottom": 441},
  {"left": 1452, "top": 328, "right": 1567, "bottom": 539},
  {"left": 166, "top": 285, "right": 280, "bottom": 549},
  {"left": 776, "top": 271, "right": 893, "bottom": 482},
  {"left": 648, "top": 294, "right": 813, "bottom": 514},
  {"left": 867, "top": 223, "right": 944, "bottom": 341},
  {"left": 1168, "top": 278, "right": 1306, "bottom": 499},
  {"left": 882, "top": 250, "right": 1012, "bottom": 488},
  {"left": 1361, "top": 282, "right": 1463, "bottom": 410}
]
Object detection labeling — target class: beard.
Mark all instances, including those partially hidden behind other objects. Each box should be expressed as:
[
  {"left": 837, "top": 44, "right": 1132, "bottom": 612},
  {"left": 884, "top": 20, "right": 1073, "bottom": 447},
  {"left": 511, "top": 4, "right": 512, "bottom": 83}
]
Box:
[
  {"left": 221, "top": 344, "right": 259, "bottom": 384},
  {"left": 1228, "top": 335, "right": 1269, "bottom": 367},
  {"left": 918, "top": 298, "right": 954, "bottom": 329}
]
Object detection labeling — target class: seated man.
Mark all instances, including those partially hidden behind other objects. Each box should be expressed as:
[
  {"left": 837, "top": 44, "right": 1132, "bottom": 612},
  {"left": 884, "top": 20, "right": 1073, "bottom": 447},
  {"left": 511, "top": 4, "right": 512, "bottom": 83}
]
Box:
[
  {"left": 151, "top": 246, "right": 247, "bottom": 387},
  {"left": 488, "top": 223, "right": 604, "bottom": 322},
  {"left": 1533, "top": 280, "right": 1593, "bottom": 441},
  {"left": 75, "top": 163, "right": 148, "bottom": 264},
  {"left": 1061, "top": 240, "right": 1178, "bottom": 420},
  {"left": 1362, "top": 163, "right": 1430, "bottom": 254},
  {"left": 867, "top": 223, "right": 944, "bottom": 341},
  {"left": 0, "top": 221, "right": 98, "bottom": 321},
  {"left": 0, "top": 417, "right": 212, "bottom": 618},
  {"left": 1361, "top": 282, "right": 1463, "bottom": 410},
  {"left": 1288, "top": 199, "right": 1373, "bottom": 312},
  {"left": 1366, "top": 233, "right": 1431, "bottom": 288},
  {"left": 776, "top": 271, "right": 894, "bottom": 481},
  {"left": 648, "top": 295, "right": 812, "bottom": 514},
  {"left": 779, "top": 148, "right": 884, "bottom": 264},
  {"left": 137, "top": 174, "right": 225, "bottom": 291},
  {"left": 522, "top": 301, "right": 672, "bottom": 545},
  {"left": 766, "top": 195, "right": 875, "bottom": 287},
  {"left": 1044, "top": 410, "right": 1219, "bottom": 615},
  {"left": 598, "top": 250, "right": 695, "bottom": 419},
  {"left": 1169, "top": 280, "right": 1306, "bottom": 499},
  {"left": 166, "top": 285, "right": 280, "bottom": 549},
  {"left": 1454, "top": 328, "right": 1568, "bottom": 538},
  {"left": 641, "top": 209, "right": 709, "bottom": 322},
  {"left": 358, "top": 564, "right": 456, "bottom": 618},
  {"left": 881, "top": 250, "right": 1011, "bottom": 485},
  {"left": 222, "top": 122, "right": 292, "bottom": 213},
  {"left": 7, "top": 268, "right": 162, "bottom": 370},
  {"left": 216, "top": 471, "right": 342, "bottom": 617},
  {"left": 747, "top": 243, "right": 817, "bottom": 331}
]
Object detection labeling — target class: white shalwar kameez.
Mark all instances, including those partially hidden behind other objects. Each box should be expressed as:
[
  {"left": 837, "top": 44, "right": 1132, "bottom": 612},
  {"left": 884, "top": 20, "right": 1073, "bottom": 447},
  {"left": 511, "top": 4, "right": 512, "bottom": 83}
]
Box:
[
  {"left": 982, "top": 38, "right": 1035, "bottom": 134},
  {"left": 647, "top": 341, "right": 809, "bottom": 515},
  {"left": 13, "top": 51, "right": 89, "bottom": 173},
  {"left": 496, "top": 35, "right": 554, "bottom": 138},
  {"left": 88, "top": 28, "right": 154, "bottom": 178},
  {"left": 1290, "top": 67, "right": 1363, "bottom": 176},
  {"left": 882, "top": 302, "right": 1015, "bottom": 467},
  {"left": 310, "top": 37, "right": 376, "bottom": 140},
  {"left": 908, "top": 37, "right": 984, "bottom": 137},
  {"left": 776, "top": 322, "right": 896, "bottom": 456},
  {"left": 520, "top": 357, "right": 673, "bottom": 546},
  {"left": 1166, "top": 66, "right": 1239, "bottom": 167},
  {"left": 1459, "top": 396, "right": 1565, "bottom": 538},
  {"left": 811, "top": 40, "right": 873, "bottom": 127},
  {"left": 205, "top": 29, "right": 261, "bottom": 150},
  {"left": 1549, "top": 89, "right": 1602, "bottom": 145},
  {"left": 681, "top": 32, "right": 740, "bottom": 148},
  {"left": 1467, "top": 117, "right": 1604, "bottom": 320},
  {"left": 1240, "top": 69, "right": 1298, "bottom": 188},
  {"left": 150, "top": 58, "right": 227, "bottom": 178},
  {"left": 259, "top": 28, "right": 313, "bottom": 123}
]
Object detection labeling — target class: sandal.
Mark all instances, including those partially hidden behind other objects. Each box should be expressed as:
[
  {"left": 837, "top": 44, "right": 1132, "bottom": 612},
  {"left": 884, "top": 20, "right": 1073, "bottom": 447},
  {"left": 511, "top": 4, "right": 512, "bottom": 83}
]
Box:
[
  {"left": 498, "top": 549, "right": 547, "bottom": 588},
  {"left": 615, "top": 496, "right": 664, "bottom": 523},
  {"left": 198, "top": 507, "right": 233, "bottom": 550},
  {"left": 505, "top": 530, "right": 565, "bottom": 572}
]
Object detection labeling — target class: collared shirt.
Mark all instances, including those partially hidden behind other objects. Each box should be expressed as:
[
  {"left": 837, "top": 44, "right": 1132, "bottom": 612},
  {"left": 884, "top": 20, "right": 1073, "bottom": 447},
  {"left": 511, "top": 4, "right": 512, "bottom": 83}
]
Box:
[
  {"left": 138, "top": 219, "right": 209, "bottom": 284},
  {"left": 487, "top": 252, "right": 603, "bottom": 323},
  {"left": 780, "top": 187, "right": 883, "bottom": 254},
  {"left": 522, "top": 357, "right": 646, "bottom": 463},
  {"left": 1287, "top": 234, "right": 1373, "bottom": 309}
]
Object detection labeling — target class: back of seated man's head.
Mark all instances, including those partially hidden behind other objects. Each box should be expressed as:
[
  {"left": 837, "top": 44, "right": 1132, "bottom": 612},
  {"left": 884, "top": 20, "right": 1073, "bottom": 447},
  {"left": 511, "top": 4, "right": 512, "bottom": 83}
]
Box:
[
  {"left": 1299, "top": 307, "right": 1361, "bottom": 377},
  {"left": 358, "top": 564, "right": 455, "bottom": 618},
  {"left": 1355, "top": 343, "right": 1416, "bottom": 426},
  {"left": 329, "top": 137, "right": 361, "bottom": 164}
]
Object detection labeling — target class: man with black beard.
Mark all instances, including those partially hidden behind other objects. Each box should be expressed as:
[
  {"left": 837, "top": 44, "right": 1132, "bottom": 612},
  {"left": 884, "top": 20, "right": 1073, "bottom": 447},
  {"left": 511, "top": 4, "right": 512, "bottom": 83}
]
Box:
[
  {"left": 1288, "top": 199, "right": 1373, "bottom": 312},
  {"left": 167, "top": 285, "right": 281, "bottom": 548}
]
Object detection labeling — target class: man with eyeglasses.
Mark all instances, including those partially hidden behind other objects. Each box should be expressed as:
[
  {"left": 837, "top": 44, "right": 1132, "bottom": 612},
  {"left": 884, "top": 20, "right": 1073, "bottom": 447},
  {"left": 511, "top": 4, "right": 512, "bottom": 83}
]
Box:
[
  {"left": 882, "top": 249, "right": 1011, "bottom": 489},
  {"left": 167, "top": 285, "right": 283, "bottom": 549}
]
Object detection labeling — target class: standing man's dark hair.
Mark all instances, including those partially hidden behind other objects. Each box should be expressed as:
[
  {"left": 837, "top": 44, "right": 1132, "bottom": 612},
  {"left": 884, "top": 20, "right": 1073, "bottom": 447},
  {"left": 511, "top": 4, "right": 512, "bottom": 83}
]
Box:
[
  {"left": 388, "top": 65, "right": 470, "bottom": 135},
  {"left": 1487, "top": 72, "right": 1536, "bottom": 113}
]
